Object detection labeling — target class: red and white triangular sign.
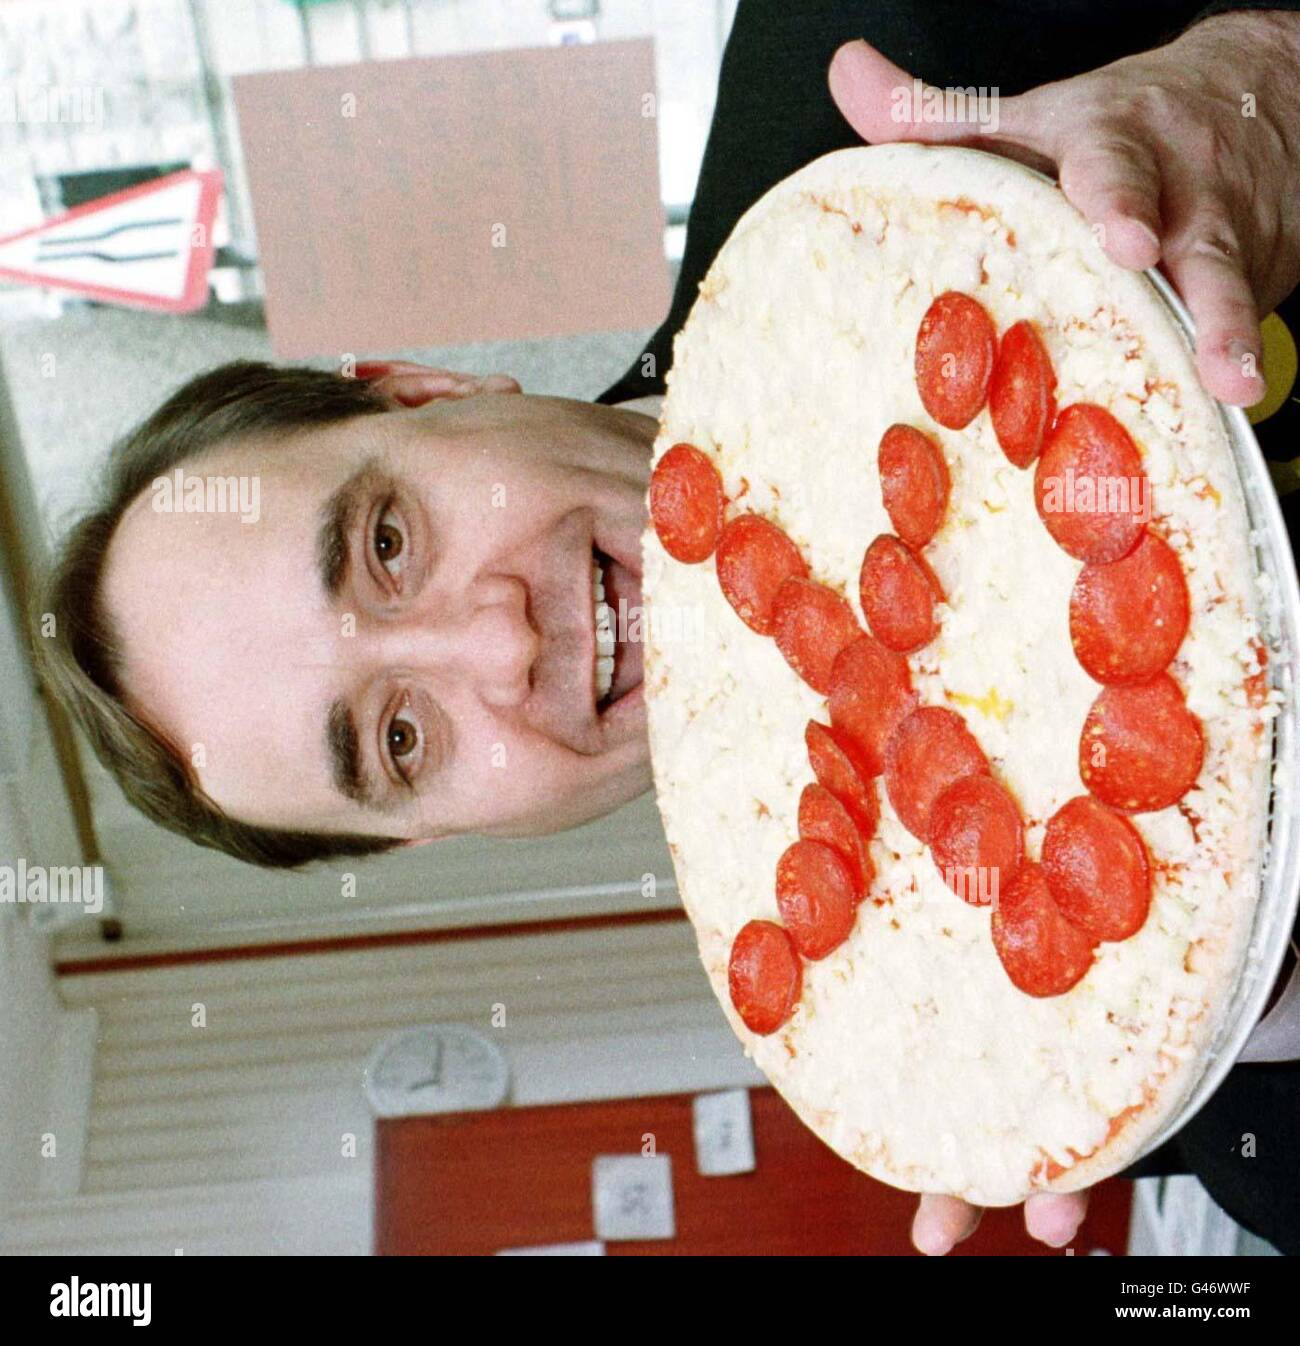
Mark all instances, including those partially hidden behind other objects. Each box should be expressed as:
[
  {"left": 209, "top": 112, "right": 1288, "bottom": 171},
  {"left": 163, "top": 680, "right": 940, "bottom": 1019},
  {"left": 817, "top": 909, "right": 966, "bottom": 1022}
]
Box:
[{"left": 0, "top": 168, "right": 222, "bottom": 314}]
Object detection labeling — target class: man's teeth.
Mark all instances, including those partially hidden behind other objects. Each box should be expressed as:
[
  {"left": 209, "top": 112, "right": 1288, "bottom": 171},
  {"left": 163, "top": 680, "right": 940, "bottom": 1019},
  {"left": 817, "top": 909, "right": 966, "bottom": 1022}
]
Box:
[{"left": 593, "top": 555, "right": 615, "bottom": 702}]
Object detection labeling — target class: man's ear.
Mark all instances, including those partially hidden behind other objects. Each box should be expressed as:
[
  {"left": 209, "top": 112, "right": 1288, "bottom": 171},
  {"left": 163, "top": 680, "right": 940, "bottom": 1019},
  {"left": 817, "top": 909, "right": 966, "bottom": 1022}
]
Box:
[{"left": 352, "top": 359, "right": 522, "bottom": 408}]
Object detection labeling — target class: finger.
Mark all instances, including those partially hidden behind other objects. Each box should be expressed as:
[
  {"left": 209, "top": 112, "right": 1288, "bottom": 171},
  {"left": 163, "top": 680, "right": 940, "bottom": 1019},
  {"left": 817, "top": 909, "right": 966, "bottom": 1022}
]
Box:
[
  {"left": 828, "top": 40, "right": 1053, "bottom": 172},
  {"left": 353, "top": 359, "right": 448, "bottom": 379},
  {"left": 1159, "top": 200, "right": 1266, "bottom": 406},
  {"left": 1024, "top": 1190, "right": 1090, "bottom": 1248},
  {"left": 911, "top": 1193, "right": 983, "bottom": 1256},
  {"left": 352, "top": 362, "right": 519, "bottom": 395},
  {"left": 827, "top": 40, "right": 994, "bottom": 146},
  {"left": 377, "top": 372, "right": 477, "bottom": 405},
  {"left": 1057, "top": 132, "right": 1163, "bottom": 269},
  {"left": 368, "top": 370, "right": 518, "bottom": 407}
]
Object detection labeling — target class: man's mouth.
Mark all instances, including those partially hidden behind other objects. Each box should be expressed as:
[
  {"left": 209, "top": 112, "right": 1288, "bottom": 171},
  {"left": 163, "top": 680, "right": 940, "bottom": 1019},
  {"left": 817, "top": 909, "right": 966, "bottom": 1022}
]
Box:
[{"left": 591, "top": 546, "right": 644, "bottom": 714}]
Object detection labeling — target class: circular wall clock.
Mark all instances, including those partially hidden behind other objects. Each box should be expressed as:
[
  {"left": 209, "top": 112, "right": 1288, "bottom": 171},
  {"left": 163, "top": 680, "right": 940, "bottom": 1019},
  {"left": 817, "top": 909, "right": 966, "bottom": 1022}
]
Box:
[{"left": 363, "top": 1024, "right": 510, "bottom": 1117}]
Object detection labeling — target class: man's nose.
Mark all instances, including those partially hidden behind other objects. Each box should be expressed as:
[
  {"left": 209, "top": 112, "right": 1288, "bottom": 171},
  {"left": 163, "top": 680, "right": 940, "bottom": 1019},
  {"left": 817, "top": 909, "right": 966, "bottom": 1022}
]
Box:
[{"left": 367, "top": 576, "right": 540, "bottom": 705}]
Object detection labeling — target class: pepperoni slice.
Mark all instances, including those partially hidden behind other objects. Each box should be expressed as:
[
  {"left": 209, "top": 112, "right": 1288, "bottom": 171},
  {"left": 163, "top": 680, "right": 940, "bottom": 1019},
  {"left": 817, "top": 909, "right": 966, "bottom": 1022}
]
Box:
[
  {"left": 879, "top": 424, "right": 951, "bottom": 547},
  {"left": 884, "top": 706, "right": 989, "bottom": 841},
  {"left": 989, "top": 320, "right": 1057, "bottom": 468},
  {"left": 915, "top": 291, "right": 997, "bottom": 430},
  {"left": 805, "top": 721, "right": 881, "bottom": 837},
  {"left": 1033, "top": 404, "right": 1148, "bottom": 563},
  {"left": 775, "top": 839, "right": 858, "bottom": 960},
  {"left": 772, "top": 578, "right": 861, "bottom": 694},
  {"left": 859, "top": 534, "right": 943, "bottom": 653},
  {"left": 649, "top": 443, "right": 724, "bottom": 563},
  {"left": 929, "top": 774, "right": 1024, "bottom": 906},
  {"left": 798, "top": 783, "right": 874, "bottom": 897},
  {"left": 715, "top": 513, "right": 809, "bottom": 635},
  {"left": 1041, "top": 796, "right": 1151, "bottom": 942},
  {"left": 728, "top": 920, "right": 803, "bottom": 1036},
  {"left": 1069, "top": 532, "right": 1190, "bottom": 684},
  {"left": 827, "top": 635, "right": 917, "bottom": 777},
  {"left": 992, "top": 862, "right": 1096, "bottom": 998},
  {"left": 1079, "top": 674, "right": 1204, "bottom": 812}
]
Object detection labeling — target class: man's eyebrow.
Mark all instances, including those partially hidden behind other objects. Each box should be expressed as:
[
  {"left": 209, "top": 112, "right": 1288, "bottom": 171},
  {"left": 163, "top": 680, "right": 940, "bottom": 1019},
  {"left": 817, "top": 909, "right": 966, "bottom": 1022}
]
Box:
[
  {"left": 316, "top": 458, "right": 383, "bottom": 600},
  {"left": 326, "top": 696, "right": 407, "bottom": 817},
  {"left": 326, "top": 698, "right": 371, "bottom": 806}
]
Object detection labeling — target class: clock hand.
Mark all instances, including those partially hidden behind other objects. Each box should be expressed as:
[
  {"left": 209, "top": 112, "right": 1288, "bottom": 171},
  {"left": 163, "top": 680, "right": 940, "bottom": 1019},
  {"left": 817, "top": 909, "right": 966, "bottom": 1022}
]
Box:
[{"left": 409, "top": 1040, "right": 444, "bottom": 1093}]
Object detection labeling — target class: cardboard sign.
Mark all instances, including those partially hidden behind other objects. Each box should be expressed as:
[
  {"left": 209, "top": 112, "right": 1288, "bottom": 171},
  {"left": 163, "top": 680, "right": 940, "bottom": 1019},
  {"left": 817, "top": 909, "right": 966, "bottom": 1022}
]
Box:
[
  {"left": 0, "top": 169, "right": 221, "bottom": 313},
  {"left": 232, "top": 40, "right": 670, "bottom": 357}
]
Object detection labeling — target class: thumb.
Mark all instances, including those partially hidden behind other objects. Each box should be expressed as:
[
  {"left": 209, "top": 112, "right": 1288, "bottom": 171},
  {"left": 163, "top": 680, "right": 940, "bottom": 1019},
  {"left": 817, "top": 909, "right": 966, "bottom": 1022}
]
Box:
[
  {"left": 828, "top": 41, "right": 1051, "bottom": 171},
  {"left": 912, "top": 1193, "right": 983, "bottom": 1255},
  {"left": 829, "top": 41, "right": 968, "bottom": 145}
]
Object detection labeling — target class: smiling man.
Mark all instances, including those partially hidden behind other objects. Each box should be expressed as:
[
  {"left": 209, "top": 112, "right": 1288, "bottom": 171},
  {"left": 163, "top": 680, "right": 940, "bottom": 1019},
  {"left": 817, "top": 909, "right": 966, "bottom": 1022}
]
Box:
[{"left": 38, "top": 361, "right": 657, "bottom": 866}]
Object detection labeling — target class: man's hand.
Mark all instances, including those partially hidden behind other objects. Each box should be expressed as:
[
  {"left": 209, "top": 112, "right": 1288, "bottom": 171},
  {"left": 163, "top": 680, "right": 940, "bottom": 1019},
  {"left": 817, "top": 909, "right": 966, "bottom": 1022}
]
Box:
[
  {"left": 828, "top": 11, "right": 1300, "bottom": 406},
  {"left": 912, "top": 1190, "right": 1089, "bottom": 1256}
]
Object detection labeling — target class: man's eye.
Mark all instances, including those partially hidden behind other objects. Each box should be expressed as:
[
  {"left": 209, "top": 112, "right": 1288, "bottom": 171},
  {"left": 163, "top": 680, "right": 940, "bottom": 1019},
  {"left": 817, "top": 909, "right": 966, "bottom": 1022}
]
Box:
[
  {"left": 374, "top": 507, "right": 405, "bottom": 577},
  {"left": 387, "top": 716, "right": 418, "bottom": 761}
]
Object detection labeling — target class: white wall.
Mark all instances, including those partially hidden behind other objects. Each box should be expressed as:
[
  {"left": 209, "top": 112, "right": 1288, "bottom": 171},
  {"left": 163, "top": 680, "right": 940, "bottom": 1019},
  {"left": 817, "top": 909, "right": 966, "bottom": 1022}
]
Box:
[
  {"left": 0, "top": 435, "right": 96, "bottom": 1215},
  {"left": 0, "top": 907, "right": 94, "bottom": 1214},
  {"left": 4, "top": 915, "right": 759, "bottom": 1254}
]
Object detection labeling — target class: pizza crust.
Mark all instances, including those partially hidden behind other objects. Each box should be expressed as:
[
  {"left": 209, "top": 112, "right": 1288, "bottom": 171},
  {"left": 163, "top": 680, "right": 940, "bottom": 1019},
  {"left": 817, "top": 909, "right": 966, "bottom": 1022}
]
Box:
[{"left": 644, "top": 145, "right": 1273, "bottom": 1206}]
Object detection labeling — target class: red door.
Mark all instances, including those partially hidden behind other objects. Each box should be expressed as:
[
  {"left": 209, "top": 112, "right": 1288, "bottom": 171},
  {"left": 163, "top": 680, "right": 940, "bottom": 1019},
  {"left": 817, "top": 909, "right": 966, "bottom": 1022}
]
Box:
[{"left": 376, "top": 1088, "right": 1131, "bottom": 1255}]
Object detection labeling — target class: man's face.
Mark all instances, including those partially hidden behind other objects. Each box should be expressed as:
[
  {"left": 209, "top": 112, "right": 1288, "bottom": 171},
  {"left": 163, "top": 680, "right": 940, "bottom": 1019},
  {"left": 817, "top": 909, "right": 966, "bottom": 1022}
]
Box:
[{"left": 102, "top": 385, "right": 655, "bottom": 843}]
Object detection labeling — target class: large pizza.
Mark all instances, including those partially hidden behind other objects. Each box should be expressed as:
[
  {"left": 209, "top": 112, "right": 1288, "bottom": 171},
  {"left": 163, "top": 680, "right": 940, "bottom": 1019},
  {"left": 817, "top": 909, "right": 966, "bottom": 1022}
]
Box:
[{"left": 643, "top": 145, "right": 1275, "bottom": 1205}]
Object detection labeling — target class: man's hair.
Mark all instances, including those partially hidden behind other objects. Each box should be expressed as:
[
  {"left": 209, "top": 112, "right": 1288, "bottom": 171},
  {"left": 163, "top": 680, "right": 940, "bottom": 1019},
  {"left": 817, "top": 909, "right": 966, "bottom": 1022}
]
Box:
[{"left": 30, "top": 360, "right": 403, "bottom": 870}]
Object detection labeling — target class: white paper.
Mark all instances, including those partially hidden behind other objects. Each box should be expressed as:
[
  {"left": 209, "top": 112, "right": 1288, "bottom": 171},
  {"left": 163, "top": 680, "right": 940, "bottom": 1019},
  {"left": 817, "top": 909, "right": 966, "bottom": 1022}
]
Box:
[
  {"left": 692, "top": 1089, "right": 756, "bottom": 1176},
  {"left": 591, "top": 1154, "right": 675, "bottom": 1241}
]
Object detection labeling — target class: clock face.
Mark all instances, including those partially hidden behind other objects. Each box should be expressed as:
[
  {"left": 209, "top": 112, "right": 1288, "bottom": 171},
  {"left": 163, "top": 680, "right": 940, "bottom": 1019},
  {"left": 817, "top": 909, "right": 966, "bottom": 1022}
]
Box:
[{"left": 363, "top": 1025, "right": 510, "bottom": 1117}]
